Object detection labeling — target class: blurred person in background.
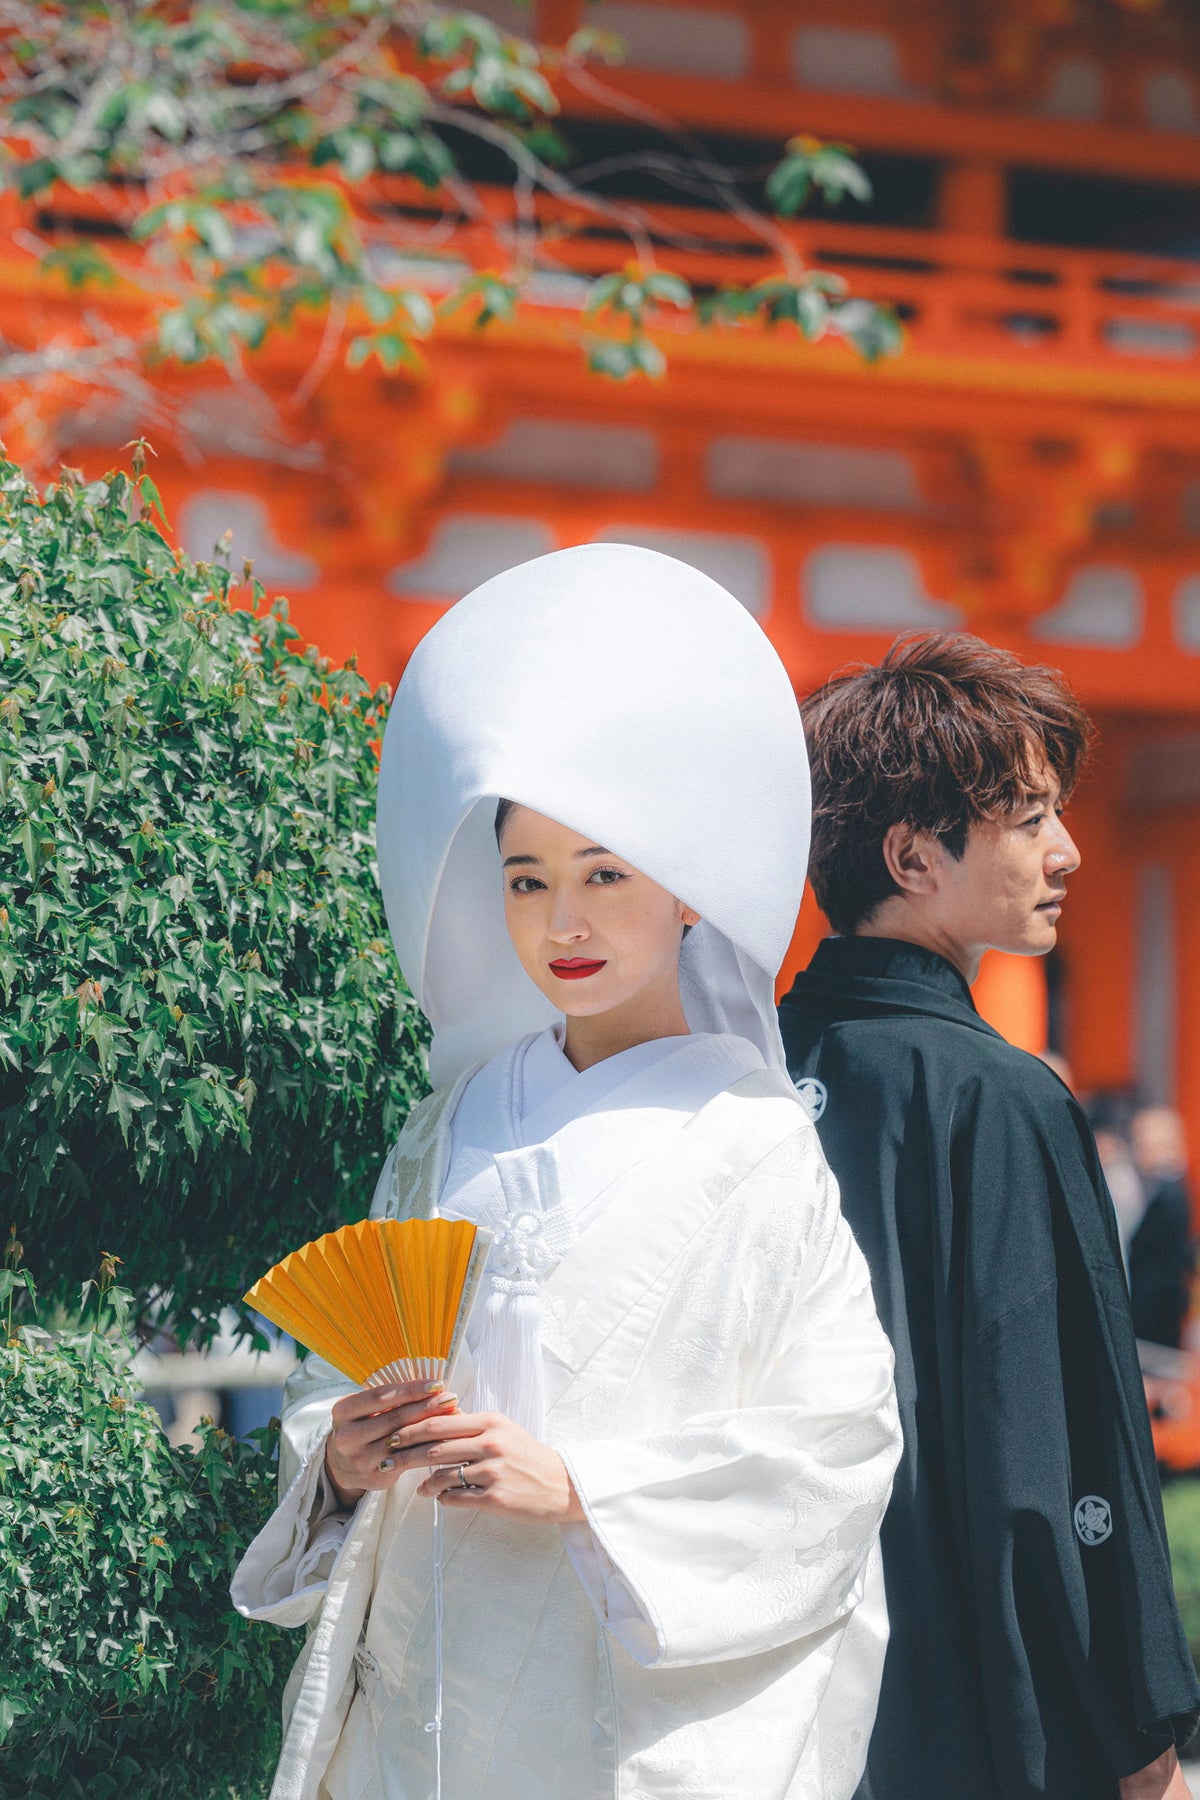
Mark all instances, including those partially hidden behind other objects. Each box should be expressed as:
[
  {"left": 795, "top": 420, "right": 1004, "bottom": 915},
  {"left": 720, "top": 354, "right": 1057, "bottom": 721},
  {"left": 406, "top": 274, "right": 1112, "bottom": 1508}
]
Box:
[
  {"left": 780, "top": 633, "right": 1199, "bottom": 1800},
  {"left": 1089, "top": 1101, "right": 1149, "bottom": 1272},
  {"left": 1129, "top": 1107, "right": 1196, "bottom": 1352}
]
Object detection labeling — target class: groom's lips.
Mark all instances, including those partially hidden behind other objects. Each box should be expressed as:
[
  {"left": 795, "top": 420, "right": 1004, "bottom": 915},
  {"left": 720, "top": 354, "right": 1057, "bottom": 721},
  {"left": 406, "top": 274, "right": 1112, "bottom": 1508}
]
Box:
[{"left": 549, "top": 958, "right": 607, "bottom": 980}]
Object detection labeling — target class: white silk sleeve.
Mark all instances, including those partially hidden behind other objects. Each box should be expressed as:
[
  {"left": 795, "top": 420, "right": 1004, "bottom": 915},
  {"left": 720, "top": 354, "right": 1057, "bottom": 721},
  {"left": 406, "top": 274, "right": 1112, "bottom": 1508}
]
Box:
[
  {"left": 231, "top": 1355, "right": 362, "bottom": 1628},
  {"left": 555, "top": 1130, "right": 901, "bottom": 1670},
  {"left": 558, "top": 1525, "right": 661, "bottom": 1661}
]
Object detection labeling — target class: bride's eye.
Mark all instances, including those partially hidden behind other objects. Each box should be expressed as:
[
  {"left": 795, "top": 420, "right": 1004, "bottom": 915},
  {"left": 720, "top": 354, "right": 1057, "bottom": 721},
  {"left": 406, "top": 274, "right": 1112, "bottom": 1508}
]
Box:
[
  {"left": 509, "top": 875, "right": 546, "bottom": 895},
  {"left": 587, "top": 866, "right": 627, "bottom": 887}
]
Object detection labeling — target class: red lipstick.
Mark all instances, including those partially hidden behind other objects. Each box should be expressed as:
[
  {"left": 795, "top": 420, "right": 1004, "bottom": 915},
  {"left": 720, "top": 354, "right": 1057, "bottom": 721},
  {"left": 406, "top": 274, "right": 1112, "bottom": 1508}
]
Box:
[{"left": 549, "top": 958, "right": 607, "bottom": 981}]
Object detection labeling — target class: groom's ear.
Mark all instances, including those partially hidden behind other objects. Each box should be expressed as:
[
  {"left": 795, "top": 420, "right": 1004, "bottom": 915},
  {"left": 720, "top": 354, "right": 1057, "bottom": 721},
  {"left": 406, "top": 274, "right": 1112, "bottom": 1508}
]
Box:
[{"left": 881, "top": 824, "right": 940, "bottom": 897}]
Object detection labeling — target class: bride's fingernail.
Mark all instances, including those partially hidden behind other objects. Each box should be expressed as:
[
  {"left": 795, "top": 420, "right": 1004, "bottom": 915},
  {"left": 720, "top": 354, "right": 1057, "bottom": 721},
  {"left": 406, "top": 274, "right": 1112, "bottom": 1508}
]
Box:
[
  {"left": 423, "top": 1381, "right": 444, "bottom": 1394},
  {"left": 436, "top": 1393, "right": 458, "bottom": 1407}
]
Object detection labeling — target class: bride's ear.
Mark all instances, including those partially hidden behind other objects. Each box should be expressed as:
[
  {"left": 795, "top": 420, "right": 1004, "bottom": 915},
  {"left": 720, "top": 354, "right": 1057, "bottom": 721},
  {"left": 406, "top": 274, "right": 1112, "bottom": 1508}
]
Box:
[{"left": 681, "top": 905, "right": 702, "bottom": 928}]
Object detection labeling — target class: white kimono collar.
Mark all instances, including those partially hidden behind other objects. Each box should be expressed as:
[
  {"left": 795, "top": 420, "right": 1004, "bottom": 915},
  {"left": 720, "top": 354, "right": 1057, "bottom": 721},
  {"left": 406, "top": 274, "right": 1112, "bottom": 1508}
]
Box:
[{"left": 438, "top": 1029, "right": 765, "bottom": 1434}]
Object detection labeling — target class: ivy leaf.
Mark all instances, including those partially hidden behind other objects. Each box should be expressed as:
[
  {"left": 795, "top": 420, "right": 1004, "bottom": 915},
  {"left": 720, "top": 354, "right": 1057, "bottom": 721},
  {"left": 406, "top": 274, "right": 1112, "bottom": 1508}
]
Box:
[
  {"left": 0, "top": 1691, "right": 29, "bottom": 1738},
  {"left": 180, "top": 1099, "right": 205, "bottom": 1157},
  {"left": 137, "top": 476, "right": 170, "bottom": 529},
  {"left": 106, "top": 1082, "right": 152, "bottom": 1142}
]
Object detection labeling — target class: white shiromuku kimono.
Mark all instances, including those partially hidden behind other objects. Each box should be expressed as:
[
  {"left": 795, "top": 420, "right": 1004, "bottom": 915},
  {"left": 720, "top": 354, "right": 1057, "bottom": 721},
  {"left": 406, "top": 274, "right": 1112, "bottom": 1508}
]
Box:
[{"left": 232, "top": 543, "right": 902, "bottom": 1800}]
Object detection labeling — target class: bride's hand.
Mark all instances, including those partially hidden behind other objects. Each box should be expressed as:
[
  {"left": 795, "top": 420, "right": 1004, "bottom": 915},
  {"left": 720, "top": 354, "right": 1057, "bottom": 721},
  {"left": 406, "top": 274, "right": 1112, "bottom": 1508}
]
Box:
[
  {"left": 388, "top": 1407, "right": 585, "bottom": 1523},
  {"left": 324, "top": 1379, "right": 459, "bottom": 1507}
]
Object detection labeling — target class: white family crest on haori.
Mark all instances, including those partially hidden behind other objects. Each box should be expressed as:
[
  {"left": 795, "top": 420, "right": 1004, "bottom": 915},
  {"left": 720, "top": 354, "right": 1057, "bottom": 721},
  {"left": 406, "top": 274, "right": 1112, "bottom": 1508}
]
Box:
[
  {"left": 231, "top": 542, "right": 901, "bottom": 1800},
  {"left": 1074, "top": 1494, "right": 1114, "bottom": 1546},
  {"left": 793, "top": 1075, "right": 829, "bottom": 1123}
]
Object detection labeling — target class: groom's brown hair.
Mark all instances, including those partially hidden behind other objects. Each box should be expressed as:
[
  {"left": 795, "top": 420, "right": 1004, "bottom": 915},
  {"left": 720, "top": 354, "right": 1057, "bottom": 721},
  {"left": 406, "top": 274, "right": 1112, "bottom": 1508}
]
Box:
[{"left": 802, "top": 632, "right": 1093, "bottom": 936}]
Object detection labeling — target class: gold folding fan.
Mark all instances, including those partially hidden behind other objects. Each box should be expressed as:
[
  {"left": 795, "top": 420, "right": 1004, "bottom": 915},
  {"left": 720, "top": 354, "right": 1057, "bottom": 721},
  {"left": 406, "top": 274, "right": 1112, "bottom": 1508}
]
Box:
[{"left": 245, "top": 1218, "right": 491, "bottom": 1388}]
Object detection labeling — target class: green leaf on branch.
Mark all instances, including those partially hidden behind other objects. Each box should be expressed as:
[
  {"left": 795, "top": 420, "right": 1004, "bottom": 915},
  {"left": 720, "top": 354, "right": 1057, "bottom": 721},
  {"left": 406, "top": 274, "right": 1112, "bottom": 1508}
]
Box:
[
  {"left": 520, "top": 124, "right": 572, "bottom": 168},
  {"left": 347, "top": 330, "right": 422, "bottom": 371},
  {"left": 441, "top": 272, "right": 520, "bottom": 328},
  {"left": 361, "top": 282, "right": 396, "bottom": 325},
  {"left": 767, "top": 136, "right": 873, "bottom": 218},
  {"left": 699, "top": 274, "right": 899, "bottom": 362},
  {"left": 313, "top": 128, "right": 377, "bottom": 182},
  {"left": 832, "top": 298, "right": 905, "bottom": 362},
  {"left": 643, "top": 272, "right": 693, "bottom": 310},
  {"left": 586, "top": 332, "right": 665, "bottom": 380},
  {"left": 39, "top": 243, "right": 118, "bottom": 292},
  {"left": 631, "top": 335, "right": 666, "bottom": 377},
  {"left": 380, "top": 128, "right": 454, "bottom": 185},
  {"left": 585, "top": 271, "right": 628, "bottom": 317},
  {"left": 586, "top": 270, "right": 692, "bottom": 328},
  {"left": 565, "top": 26, "right": 628, "bottom": 65},
  {"left": 12, "top": 156, "right": 58, "bottom": 200}
]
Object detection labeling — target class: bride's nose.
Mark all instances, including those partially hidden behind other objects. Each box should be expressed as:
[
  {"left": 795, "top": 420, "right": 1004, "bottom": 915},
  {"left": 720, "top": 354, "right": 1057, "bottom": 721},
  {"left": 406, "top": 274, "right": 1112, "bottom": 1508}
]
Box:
[{"left": 546, "top": 888, "right": 590, "bottom": 943}]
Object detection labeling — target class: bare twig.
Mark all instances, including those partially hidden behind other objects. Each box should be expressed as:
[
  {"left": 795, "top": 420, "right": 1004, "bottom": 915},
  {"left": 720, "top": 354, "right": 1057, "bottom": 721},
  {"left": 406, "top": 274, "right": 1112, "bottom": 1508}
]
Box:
[{"left": 289, "top": 288, "right": 349, "bottom": 409}]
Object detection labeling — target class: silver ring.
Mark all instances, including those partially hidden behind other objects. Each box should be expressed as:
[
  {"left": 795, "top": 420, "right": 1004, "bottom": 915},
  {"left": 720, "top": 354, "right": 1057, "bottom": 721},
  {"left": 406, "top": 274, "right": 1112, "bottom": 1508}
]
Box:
[{"left": 456, "top": 1463, "right": 471, "bottom": 1489}]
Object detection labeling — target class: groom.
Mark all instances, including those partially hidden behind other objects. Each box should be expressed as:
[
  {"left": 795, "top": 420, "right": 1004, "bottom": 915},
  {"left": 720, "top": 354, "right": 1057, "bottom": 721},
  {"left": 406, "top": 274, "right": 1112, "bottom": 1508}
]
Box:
[{"left": 780, "top": 632, "right": 1198, "bottom": 1800}]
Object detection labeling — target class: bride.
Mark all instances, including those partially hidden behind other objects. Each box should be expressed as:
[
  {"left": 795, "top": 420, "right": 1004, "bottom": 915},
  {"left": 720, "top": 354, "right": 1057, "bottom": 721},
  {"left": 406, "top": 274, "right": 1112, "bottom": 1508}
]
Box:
[{"left": 233, "top": 542, "right": 900, "bottom": 1800}]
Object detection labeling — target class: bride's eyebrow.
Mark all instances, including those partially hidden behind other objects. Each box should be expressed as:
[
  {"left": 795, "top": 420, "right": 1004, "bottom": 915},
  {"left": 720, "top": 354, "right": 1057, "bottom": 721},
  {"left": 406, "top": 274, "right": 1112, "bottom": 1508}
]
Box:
[{"left": 502, "top": 845, "right": 612, "bottom": 868}]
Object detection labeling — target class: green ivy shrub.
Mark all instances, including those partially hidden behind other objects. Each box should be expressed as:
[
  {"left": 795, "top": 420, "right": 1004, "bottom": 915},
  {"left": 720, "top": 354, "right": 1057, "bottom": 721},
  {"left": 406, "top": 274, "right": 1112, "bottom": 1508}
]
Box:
[
  {"left": 0, "top": 452, "right": 428, "bottom": 1330},
  {"left": 0, "top": 1271, "right": 292, "bottom": 1799}
]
